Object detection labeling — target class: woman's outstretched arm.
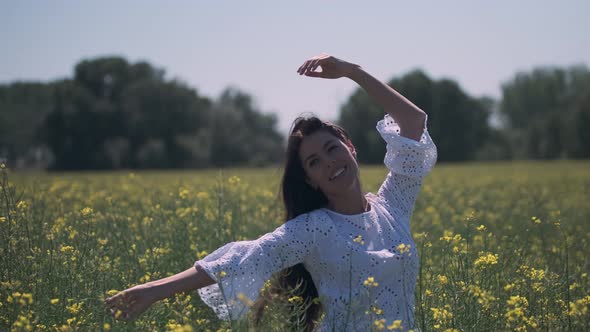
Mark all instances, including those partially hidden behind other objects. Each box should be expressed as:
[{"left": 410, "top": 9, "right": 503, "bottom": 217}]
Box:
[
  {"left": 104, "top": 264, "right": 215, "bottom": 321},
  {"left": 298, "top": 53, "right": 427, "bottom": 142}
]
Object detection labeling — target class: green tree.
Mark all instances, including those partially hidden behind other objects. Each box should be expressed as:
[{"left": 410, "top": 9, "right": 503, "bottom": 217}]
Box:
[
  {"left": 40, "top": 57, "right": 212, "bottom": 169},
  {"left": 0, "top": 82, "right": 54, "bottom": 166},
  {"left": 339, "top": 70, "right": 492, "bottom": 163},
  {"left": 500, "top": 65, "right": 590, "bottom": 159},
  {"left": 209, "top": 87, "right": 284, "bottom": 167}
]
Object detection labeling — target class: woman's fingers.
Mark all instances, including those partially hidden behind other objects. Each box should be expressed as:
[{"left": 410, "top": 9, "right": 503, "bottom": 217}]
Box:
[
  {"left": 298, "top": 55, "right": 324, "bottom": 75},
  {"left": 298, "top": 60, "right": 312, "bottom": 75},
  {"left": 297, "top": 54, "right": 337, "bottom": 78},
  {"left": 297, "top": 60, "right": 308, "bottom": 74},
  {"left": 310, "top": 59, "right": 321, "bottom": 72}
]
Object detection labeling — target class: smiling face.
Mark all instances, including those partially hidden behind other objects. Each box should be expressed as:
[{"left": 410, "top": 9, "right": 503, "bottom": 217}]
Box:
[{"left": 299, "top": 129, "right": 360, "bottom": 197}]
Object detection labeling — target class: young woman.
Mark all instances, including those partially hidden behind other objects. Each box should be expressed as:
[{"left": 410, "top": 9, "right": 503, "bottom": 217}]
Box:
[{"left": 105, "top": 54, "right": 437, "bottom": 331}]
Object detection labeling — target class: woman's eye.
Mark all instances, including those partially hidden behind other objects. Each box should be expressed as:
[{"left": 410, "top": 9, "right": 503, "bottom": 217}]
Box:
[
  {"left": 328, "top": 145, "right": 338, "bottom": 152},
  {"left": 309, "top": 159, "right": 318, "bottom": 167}
]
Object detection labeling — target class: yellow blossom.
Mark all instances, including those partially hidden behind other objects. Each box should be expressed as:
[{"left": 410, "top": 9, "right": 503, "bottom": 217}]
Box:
[
  {"left": 228, "top": 175, "right": 241, "bottom": 186},
  {"left": 238, "top": 292, "right": 254, "bottom": 306},
  {"left": 373, "top": 318, "right": 386, "bottom": 330},
  {"left": 60, "top": 245, "right": 75, "bottom": 253},
  {"left": 288, "top": 296, "right": 303, "bottom": 304},
  {"left": 474, "top": 252, "right": 498, "bottom": 269},
  {"left": 397, "top": 243, "right": 411, "bottom": 254},
  {"left": 179, "top": 188, "right": 190, "bottom": 199},
  {"left": 16, "top": 201, "right": 28, "bottom": 210},
  {"left": 353, "top": 235, "right": 365, "bottom": 245},
  {"left": 80, "top": 207, "right": 93, "bottom": 217},
  {"left": 387, "top": 320, "right": 402, "bottom": 330},
  {"left": 363, "top": 276, "right": 379, "bottom": 287},
  {"left": 66, "top": 302, "right": 82, "bottom": 315},
  {"left": 371, "top": 305, "right": 383, "bottom": 315},
  {"left": 437, "top": 275, "right": 449, "bottom": 285}
]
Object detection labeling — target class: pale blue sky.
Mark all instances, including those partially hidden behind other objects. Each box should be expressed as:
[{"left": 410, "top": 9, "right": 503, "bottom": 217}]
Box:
[{"left": 1, "top": 1, "right": 589, "bottom": 132}]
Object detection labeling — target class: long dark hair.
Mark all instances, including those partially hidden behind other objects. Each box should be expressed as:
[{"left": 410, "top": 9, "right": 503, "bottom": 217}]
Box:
[{"left": 253, "top": 115, "right": 354, "bottom": 331}]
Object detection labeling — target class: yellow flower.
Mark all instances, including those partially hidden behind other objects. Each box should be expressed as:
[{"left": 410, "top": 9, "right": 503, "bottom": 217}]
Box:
[
  {"left": 219, "top": 271, "right": 227, "bottom": 278},
  {"left": 474, "top": 252, "right": 499, "bottom": 269},
  {"left": 106, "top": 289, "right": 119, "bottom": 296},
  {"left": 371, "top": 305, "right": 383, "bottom": 315},
  {"left": 431, "top": 305, "right": 453, "bottom": 321},
  {"left": 504, "top": 283, "right": 515, "bottom": 292},
  {"left": 80, "top": 207, "right": 93, "bottom": 217},
  {"left": 0, "top": 216, "right": 6, "bottom": 223},
  {"left": 50, "top": 298, "right": 60, "bottom": 305},
  {"left": 353, "top": 235, "right": 365, "bottom": 245},
  {"left": 363, "top": 276, "right": 379, "bottom": 287},
  {"left": 103, "top": 323, "right": 111, "bottom": 331},
  {"left": 387, "top": 320, "right": 402, "bottom": 330},
  {"left": 397, "top": 243, "right": 411, "bottom": 254},
  {"left": 178, "top": 188, "right": 190, "bottom": 199},
  {"left": 238, "top": 293, "right": 254, "bottom": 306},
  {"left": 288, "top": 296, "right": 303, "bottom": 304},
  {"left": 228, "top": 176, "right": 241, "bottom": 186},
  {"left": 476, "top": 224, "right": 487, "bottom": 231},
  {"left": 437, "top": 275, "right": 449, "bottom": 285},
  {"left": 66, "top": 302, "right": 82, "bottom": 315},
  {"left": 60, "top": 245, "right": 75, "bottom": 253},
  {"left": 195, "top": 249, "right": 208, "bottom": 260},
  {"left": 373, "top": 318, "right": 386, "bottom": 330},
  {"left": 260, "top": 279, "right": 271, "bottom": 293}
]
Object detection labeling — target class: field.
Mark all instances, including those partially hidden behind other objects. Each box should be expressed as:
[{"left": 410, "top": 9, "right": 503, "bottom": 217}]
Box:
[{"left": 1, "top": 161, "right": 589, "bottom": 331}]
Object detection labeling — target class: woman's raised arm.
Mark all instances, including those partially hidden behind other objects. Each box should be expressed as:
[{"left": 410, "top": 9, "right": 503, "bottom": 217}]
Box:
[{"left": 298, "top": 54, "right": 427, "bottom": 142}]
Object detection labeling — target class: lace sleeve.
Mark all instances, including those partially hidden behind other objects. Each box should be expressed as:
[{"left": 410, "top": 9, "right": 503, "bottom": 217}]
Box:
[
  {"left": 194, "top": 213, "right": 319, "bottom": 321},
  {"left": 375, "top": 114, "right": 437, "bottom": 224}
]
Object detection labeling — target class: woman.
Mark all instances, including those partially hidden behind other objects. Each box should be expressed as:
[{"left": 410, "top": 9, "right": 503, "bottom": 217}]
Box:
[{"left": 104, "top": 54, "right": 437, "bottom": 331}]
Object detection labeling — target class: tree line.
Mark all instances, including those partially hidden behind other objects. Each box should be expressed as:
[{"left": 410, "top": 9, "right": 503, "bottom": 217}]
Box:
[{"left": 1, "top": 56, "right": 588, "bottom": 170}]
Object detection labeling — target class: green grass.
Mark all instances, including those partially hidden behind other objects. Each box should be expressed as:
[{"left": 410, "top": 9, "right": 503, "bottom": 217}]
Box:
[{"left": 1, "top": 161, "right": 589, "bottom": 331}]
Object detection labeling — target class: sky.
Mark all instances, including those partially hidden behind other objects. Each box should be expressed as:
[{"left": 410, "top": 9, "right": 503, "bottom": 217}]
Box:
[{"left": 1, "top": 1, "right": 589, "bottom": 133}]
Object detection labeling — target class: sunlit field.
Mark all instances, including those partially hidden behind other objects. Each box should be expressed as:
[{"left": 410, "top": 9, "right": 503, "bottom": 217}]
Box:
[{"left": 1, "top": 161, "right": 589, "bottom": 331}]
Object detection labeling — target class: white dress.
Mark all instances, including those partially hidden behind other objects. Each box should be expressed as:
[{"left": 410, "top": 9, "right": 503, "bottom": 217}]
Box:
[{"left": 195, "top": 114, "right": 438, "bottom": 331}]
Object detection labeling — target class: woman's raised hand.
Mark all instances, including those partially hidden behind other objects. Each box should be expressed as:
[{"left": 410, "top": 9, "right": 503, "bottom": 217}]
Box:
[
  {"left": 104, "top": 284, "right": 156, "bottom": 321},
  {"left": 297, "top": 53, "right": 361, "bottom": 79}
]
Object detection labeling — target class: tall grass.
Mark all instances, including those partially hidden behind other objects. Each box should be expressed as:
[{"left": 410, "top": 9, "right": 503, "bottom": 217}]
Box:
[{"left": 1, "top": 161, "right": 589, "bottom": 331}]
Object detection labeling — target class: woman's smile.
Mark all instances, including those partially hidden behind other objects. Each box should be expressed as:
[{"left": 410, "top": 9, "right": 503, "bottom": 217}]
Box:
[{"left": 329, "top": 165, "right": 347, "bottom": 181}]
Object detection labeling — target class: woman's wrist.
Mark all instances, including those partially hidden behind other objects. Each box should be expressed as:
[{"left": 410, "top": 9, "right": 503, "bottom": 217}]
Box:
[{"left": 344, "top": 63, "right": 364, "bottom": 80}]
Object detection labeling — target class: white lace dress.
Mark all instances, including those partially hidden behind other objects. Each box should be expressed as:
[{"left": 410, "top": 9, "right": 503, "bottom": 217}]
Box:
[{"left": 195, "top": 114, "right": 438, "bottom": 331}]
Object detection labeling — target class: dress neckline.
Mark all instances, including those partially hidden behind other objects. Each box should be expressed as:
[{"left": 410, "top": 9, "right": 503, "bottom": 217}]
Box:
[{"left": 321, "top": 193, "right": 375, "bottom": 218}]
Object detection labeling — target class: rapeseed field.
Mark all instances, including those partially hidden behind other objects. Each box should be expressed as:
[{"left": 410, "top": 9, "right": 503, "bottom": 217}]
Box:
[{"left": 1, "top": 161, "right": 588, "bottom": 331}]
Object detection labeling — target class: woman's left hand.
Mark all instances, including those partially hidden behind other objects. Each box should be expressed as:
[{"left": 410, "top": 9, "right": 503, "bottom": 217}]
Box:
[{"left": 297, "top": 53, "right": 361, "bottom": 79}]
